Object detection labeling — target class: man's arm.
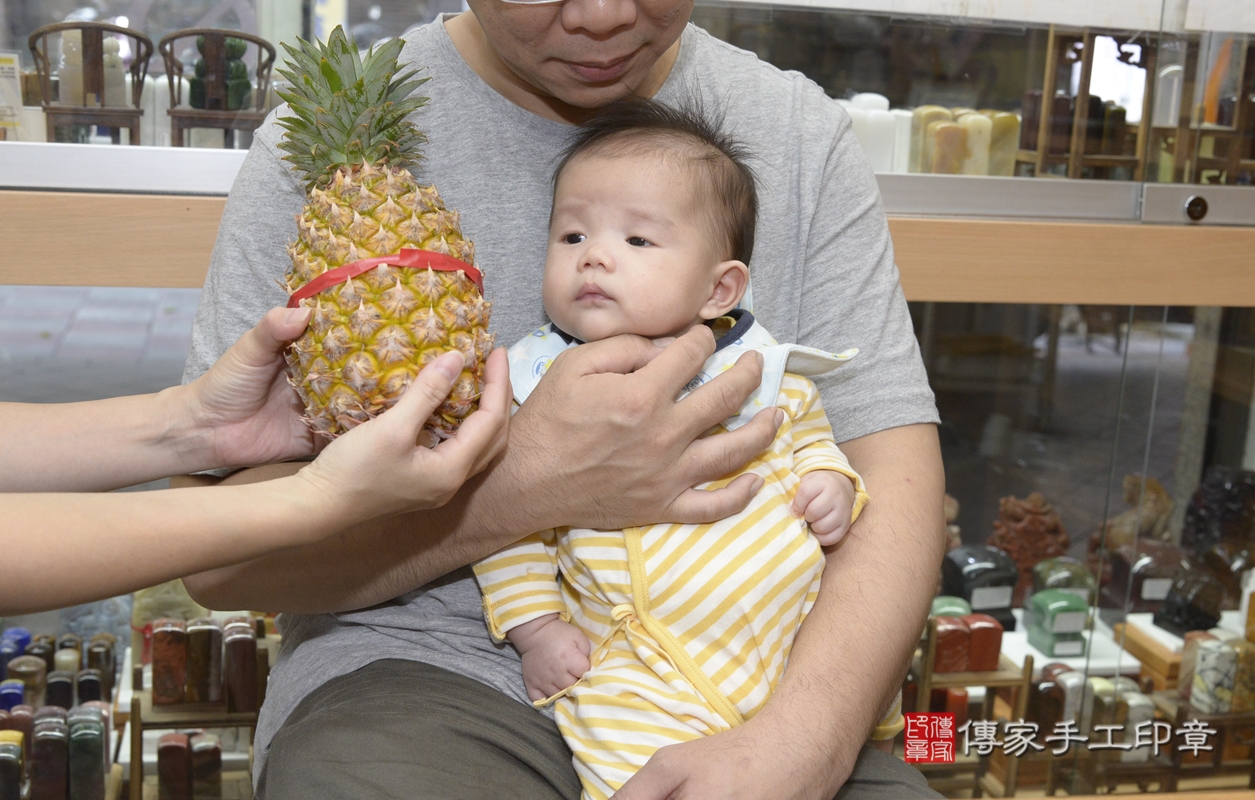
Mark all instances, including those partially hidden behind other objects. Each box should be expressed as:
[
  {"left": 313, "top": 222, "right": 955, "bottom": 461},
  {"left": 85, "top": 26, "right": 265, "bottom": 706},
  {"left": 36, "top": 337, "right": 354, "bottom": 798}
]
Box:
[
  {"left": 185, "top": 329, "right": 781, "bottom": 613},
  {"left": 613, "top": 423, "right": 944, "bottom": 800}
]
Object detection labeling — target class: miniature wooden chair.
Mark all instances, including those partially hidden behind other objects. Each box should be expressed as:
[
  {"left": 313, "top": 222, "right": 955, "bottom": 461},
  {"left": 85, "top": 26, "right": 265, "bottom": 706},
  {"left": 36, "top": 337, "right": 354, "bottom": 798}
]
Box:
[
  {"left": 27, "top": 21, "right": 154, "bottom": 145},
  {"left": 158, "top": 28, "right": 276, "bottom": 148},
  {"left": 914, "top": 616, "right": 1034, "bottom": 797}
]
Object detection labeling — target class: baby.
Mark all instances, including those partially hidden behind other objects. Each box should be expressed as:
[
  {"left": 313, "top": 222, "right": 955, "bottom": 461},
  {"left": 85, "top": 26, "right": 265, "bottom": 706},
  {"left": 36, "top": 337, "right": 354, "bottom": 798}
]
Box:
[{"left": 474, "top": 101, "right": 895, "bottom": 800}]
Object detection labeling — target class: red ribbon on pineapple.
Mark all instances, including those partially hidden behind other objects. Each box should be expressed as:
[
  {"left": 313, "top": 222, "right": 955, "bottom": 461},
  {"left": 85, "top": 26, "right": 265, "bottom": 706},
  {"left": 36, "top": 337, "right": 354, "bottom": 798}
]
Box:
[{"left": 287, "top": 248, "right": 484, "bottom": 308}]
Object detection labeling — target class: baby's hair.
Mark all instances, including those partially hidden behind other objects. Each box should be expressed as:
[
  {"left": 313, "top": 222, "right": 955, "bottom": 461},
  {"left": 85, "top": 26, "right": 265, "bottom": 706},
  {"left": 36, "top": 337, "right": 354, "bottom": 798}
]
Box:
[{"left": 553, "top": 99, "right": 758, "bottom": 265}]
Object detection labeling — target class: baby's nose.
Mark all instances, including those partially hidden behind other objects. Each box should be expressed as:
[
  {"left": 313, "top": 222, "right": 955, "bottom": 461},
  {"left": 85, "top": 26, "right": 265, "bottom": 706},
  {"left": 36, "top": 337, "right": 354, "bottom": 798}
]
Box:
[{"left": 579, "top": 247, "right": 613, "bottom": 272}]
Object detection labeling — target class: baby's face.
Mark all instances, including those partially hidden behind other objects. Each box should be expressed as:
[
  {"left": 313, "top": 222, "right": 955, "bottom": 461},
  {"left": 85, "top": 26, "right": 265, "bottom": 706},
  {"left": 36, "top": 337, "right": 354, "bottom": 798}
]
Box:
[{"left": 543, "top": 152, "right": 721, "bottom": 343}]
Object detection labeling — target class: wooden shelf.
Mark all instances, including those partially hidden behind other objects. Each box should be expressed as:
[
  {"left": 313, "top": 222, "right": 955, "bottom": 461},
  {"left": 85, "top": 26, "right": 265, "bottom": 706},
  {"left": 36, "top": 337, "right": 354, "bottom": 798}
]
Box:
[
  {"left": 134, "top": 691, "right": 260, "bottom": 730},
  {"left": 1017, "top": 150, "right": 1141, "bottom": 168},
  {"left": 162, "top": 108, "right": 265, "bottom": 123},
  {"left": 1078, "top": 154, "right": 1142, "bottom": 167},
  {"left": 927, "top": 654, "right": 1028, "bottom": 690}
]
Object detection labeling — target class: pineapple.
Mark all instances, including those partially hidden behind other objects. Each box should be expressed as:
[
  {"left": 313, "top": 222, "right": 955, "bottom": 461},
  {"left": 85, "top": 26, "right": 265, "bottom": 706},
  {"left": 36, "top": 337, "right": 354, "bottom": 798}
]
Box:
[{"left": 275, "top": 26, "right": 492, "bottom": 439}]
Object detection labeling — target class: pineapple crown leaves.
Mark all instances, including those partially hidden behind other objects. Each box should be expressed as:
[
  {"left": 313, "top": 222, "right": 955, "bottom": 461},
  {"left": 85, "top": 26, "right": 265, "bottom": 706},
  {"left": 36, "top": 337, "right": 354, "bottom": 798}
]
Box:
[{"left": 275, "top": 26, "right": 430, "bottom": 189}]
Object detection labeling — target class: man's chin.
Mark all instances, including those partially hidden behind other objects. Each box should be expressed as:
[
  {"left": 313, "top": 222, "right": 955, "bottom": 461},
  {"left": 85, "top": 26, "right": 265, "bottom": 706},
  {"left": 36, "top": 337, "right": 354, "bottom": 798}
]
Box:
[{"left": 543, "top": 73, "right": 645, "bottom": 110}]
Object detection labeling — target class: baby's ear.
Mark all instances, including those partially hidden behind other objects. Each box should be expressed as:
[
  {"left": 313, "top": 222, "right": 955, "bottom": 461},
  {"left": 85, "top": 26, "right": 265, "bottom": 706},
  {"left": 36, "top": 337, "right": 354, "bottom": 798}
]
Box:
[{"left": 700, "top": 261, "right": 749, "bottom": 320}]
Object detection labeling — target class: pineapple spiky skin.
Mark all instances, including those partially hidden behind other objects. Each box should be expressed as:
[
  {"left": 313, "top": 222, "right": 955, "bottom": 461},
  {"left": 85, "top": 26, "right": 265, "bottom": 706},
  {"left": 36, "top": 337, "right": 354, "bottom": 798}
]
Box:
[
  {"left": 284, "top": 163, "right": 493, "bottom": 438},
  {"left": 274, "top": 27, "right": 492, "bottom": 439}
]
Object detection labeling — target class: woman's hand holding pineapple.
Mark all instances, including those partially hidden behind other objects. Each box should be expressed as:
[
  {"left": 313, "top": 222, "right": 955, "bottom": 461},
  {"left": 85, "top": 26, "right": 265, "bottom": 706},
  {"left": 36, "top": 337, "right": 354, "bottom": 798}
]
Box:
[
  {"left": 297, "top": 346, "right": 510, "bottom": 519},
  {"left": 0, "top": 308, "right": 509, "bottom": 616},
  {"left": 181, "top": 306, "right": 326, "bottom": 473}
]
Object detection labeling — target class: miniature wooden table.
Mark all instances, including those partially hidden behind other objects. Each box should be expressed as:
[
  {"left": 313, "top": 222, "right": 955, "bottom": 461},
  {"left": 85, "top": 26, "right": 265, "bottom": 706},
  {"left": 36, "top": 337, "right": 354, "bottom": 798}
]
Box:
[
  {"left": 914, "top": 617, "right": 1034, "bottom": 797},
  {"left": 1150, "top": 690, "right": 1255, "bottom": 791},
  {"left": 121, "top": 648, "right": 267, "bottom": 800}
]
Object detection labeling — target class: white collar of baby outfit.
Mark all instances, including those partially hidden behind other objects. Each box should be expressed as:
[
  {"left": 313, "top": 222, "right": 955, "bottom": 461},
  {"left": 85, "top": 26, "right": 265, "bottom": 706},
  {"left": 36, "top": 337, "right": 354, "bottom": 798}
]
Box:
[{"left": 507, "top": 310, "right": 857, "bottom": 431}]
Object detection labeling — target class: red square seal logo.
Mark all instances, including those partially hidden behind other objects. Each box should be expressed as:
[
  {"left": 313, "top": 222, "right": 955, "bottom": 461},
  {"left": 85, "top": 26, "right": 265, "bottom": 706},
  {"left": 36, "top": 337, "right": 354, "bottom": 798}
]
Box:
[{"left": 904, "top": 713, "right": 956, "bottom": 763}]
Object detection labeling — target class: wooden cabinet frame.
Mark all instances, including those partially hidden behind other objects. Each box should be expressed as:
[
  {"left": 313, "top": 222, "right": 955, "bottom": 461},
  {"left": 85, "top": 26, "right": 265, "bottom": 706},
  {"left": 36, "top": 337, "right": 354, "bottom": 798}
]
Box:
[{"left": 2, "top": 190, "right": 1252, "bottom": 306}]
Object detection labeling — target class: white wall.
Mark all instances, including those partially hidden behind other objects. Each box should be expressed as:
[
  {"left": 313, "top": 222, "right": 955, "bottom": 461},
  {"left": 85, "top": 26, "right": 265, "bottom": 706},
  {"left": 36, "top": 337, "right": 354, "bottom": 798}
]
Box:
[{"left": 1186, "top": 0, "right": 1255, "bottom": 34}]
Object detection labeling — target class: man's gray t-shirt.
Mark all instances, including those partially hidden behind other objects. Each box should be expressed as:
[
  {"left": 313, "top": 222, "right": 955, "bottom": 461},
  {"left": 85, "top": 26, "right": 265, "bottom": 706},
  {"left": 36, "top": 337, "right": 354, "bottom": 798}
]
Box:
[{"left": 183, "top": 16, "right": 938, "bottom": 780}]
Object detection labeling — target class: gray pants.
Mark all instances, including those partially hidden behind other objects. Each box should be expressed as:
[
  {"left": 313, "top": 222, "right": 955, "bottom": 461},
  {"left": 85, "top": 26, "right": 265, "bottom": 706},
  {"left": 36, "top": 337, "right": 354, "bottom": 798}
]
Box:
[{"left": 257, "top": 660, "right": 939, "bottom": 800}]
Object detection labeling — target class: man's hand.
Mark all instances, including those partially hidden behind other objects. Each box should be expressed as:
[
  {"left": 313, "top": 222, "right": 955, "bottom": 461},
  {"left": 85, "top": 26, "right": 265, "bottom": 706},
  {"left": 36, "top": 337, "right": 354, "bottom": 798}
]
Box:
[
  {"left": 183, "top": 306, "right": 320, "bottom": 470},
  {"left": 614, "top": 425, "right": 944, "bottom": 800},
  {"left": 508, "top": 613, "right": 592, "bottom": 702},
  {"left": 791, "top": 470, "right": 856, "bottom": 546},
  {"left": 510, "top": 325, "right": 780, "bottom": 531},
  {"left": 180, "top": 325, "right": 782, "bottom": 614},
  {"left": 612, "top": 715, "right": 837, "bottom": 800}
]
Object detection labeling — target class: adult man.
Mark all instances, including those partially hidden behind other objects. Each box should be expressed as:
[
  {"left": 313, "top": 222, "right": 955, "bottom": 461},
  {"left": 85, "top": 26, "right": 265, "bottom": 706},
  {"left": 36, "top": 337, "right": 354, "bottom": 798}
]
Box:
[{"left": 182, "top": 0, "right": 945, "bottom": 797}]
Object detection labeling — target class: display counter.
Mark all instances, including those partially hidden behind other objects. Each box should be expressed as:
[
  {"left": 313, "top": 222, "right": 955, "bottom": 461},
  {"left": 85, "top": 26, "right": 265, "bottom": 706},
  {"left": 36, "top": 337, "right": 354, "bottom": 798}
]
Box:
[
  {"left": 3, "top": 0, "right": 1255, "bottom": 796},
  {"left": 3, "top": 142, "right": 1253, "bottom": 305}
]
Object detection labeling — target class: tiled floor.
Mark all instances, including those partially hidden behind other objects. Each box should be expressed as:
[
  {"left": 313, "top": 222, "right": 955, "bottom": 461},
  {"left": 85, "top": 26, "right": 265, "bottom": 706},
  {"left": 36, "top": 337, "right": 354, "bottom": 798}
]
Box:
[{"left": 0, "top": 285, "right": 200, "bottom": 403}]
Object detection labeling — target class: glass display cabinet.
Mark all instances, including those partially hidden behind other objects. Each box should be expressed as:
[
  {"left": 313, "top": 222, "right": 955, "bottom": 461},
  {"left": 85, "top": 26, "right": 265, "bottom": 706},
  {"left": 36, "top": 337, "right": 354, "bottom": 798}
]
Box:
[{"left": 2, "top": 0, "right": 1254, "bottom": 797}]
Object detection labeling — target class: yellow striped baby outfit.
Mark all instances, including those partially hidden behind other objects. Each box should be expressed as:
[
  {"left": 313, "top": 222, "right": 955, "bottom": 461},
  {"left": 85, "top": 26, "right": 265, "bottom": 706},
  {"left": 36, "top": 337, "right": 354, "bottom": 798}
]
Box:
[{"left": 475, "top": 317, "right": 887, "bottom": 800}]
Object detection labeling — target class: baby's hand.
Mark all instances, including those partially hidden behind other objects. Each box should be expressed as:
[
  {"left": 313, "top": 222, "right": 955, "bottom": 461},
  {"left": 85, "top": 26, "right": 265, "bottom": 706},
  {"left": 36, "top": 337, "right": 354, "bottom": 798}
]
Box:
[
  {"left": 507, "top": 614, "right": 592, "bottom": 702},
  {"left": 792, "top": 470, "right": 857, "bottom": 547}
]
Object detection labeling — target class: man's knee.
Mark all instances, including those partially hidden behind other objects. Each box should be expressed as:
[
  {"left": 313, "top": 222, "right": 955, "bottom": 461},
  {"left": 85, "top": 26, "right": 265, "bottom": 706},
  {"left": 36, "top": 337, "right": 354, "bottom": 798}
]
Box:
[
  {"left": 833, "top": 745, "right": 941, "bottom": 800},
  {"left": 258, "top": 660, "right": 581, "bottom": 800}
]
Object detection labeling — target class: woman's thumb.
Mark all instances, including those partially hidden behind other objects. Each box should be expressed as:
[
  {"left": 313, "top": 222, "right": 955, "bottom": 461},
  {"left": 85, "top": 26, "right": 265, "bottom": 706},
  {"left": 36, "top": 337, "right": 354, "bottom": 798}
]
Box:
[
  {"left": 391, "top": 350, "right": 465, "bottom": 428},
  {"left": 241, "top": 306, "right": 312, "bottom": 360}
]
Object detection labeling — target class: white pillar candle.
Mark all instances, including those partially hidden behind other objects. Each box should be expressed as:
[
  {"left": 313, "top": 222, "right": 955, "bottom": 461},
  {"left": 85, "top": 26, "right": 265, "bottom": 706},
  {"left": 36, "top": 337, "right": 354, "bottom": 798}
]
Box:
[
  {"left": 190, "top": 128, "right": 225, "bottom": 148},
  {"left": 890, "top": 109, "right": 913, "bottom": 173},
  {"left": 959, "top": 112, "right": 992, "bottom": 175},
  {"left": 864, "top": 110, "right": 896, "bottom": 173},
  {"left": 16, "top": 107, "right": 45, "bottom": 142},
  {"left": 846, "top": 106, "right": 871, "bottom": 154},
  {"left": 139, "top": 74, "right": 157, "bottom": 146},
  {"left": 851, "top": 92, "right": 889, "bottom": 112}
]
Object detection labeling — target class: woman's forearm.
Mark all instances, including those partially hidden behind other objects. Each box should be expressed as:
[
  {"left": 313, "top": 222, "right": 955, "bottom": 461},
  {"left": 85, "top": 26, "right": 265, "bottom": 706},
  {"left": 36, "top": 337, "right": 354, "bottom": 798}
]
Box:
[
  {"left": 182, "top": 452, "right": 536, "bottom": 612},
  {"left": 0, "top": 307, "right": 326, "bottom": 494},
  {"left": 1, "top": 471, "right": 358, "bottom": 615},
  {"left": 0, "top": 388, "right": 208, "bottom": 493}
]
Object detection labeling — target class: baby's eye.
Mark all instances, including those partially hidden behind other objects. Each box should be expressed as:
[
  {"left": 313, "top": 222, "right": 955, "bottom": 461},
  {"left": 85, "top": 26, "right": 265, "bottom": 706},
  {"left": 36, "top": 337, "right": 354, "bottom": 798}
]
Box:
[
  {"left": 627, "top": 237, "right": 652, "bottom": 247},
  {"left": 563, "top": 233, "right": 585, "bottom": 244}
]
